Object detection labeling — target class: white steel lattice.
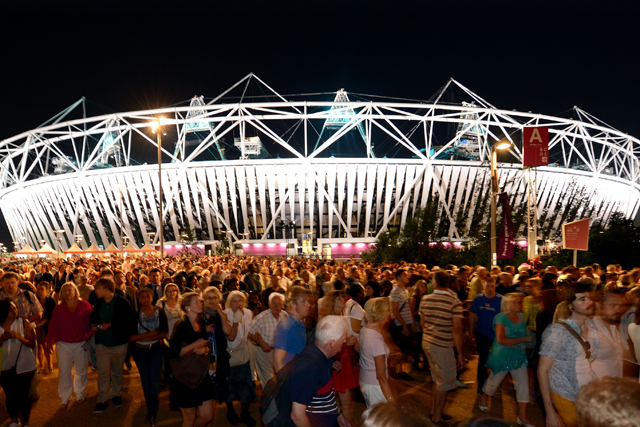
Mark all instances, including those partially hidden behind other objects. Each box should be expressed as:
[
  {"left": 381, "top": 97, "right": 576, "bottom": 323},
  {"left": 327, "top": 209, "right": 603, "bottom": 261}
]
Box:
[{"left": 1, "top": 76, "right": 639, "bottom": 251}]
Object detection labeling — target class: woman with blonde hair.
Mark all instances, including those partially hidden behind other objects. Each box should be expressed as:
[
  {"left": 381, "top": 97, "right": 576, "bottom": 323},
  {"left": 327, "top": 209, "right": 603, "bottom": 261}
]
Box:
[
  {"left": 223, "top": 290, "right": 256, "bottom": 425},
  {"left": 169, "top": 292, "right": 215, "bottom": 427},
  {"left": 47, "top": 282, "right": 93, "bottom": 408},
  {"left": 157, "top": 283, "right": 182, "bottom": 339},
  {"left": 360, "top": 297, "right": 394, "bottom": 407},
  {"left": 478, "top": 293, "right": 535, "bottom": 426}
]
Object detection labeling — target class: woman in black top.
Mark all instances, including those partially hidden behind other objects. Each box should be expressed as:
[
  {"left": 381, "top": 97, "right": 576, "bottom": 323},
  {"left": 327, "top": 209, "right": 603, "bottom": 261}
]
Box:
[
  {"left": 35, "top": 281, "right": 56, "bottom": 374},
  {"left": 130, "top": 287, "right": 168, "bottom": 426},
  {"left": 202, "top": 287, "right": 232, "bottom": 401},
  {"left": 169, "top": 292, "right": 215, "bottom": 427}
]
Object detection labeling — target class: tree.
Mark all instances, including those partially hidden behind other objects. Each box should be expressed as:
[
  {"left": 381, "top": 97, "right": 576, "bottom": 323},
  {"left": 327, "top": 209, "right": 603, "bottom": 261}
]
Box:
[{"left": 177, "top": 225, "right": 204, "bottom": 256}]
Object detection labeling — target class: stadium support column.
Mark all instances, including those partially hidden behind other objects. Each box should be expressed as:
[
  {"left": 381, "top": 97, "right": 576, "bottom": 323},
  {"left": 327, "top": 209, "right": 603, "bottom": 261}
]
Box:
[
  {"left": 490, "top": 142, "right": 511, "bottom": 267},
  {"left": 527, "top": 168, "right": 538, "bottom": 259},
  {"left": 152, "top": 118, "right": 165, "bottom": 259}
]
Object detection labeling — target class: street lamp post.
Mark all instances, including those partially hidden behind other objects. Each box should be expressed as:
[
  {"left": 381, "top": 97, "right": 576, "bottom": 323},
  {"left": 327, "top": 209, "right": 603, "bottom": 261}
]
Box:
[
  {"left": 151, "top": 118, "right": 165, "bottom": 258},
  {"left": 52, "top": 229, "right": 65, "bottom": 259},
  {"left": 490, "top": 142, "right": 511, "bottom": 267},
  {"left": 119, "top": 186, "right": 124, "bottom": 256}
]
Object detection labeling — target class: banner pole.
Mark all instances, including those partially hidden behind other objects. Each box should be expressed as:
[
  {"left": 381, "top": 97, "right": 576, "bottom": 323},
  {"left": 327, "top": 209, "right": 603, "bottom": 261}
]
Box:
[{"left": 573, "top": 249, "right": 577, "bottom": 266}]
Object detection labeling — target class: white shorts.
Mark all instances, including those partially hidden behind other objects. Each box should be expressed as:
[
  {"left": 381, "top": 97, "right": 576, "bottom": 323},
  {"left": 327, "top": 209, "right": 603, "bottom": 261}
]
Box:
[{"left": 360, "top": 382, "right": 387, "bottom": 407}]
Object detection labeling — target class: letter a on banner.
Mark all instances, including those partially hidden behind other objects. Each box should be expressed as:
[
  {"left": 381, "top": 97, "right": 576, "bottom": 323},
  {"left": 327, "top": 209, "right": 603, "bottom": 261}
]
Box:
[{"left": 523, "top": 127, "right": 549, "bottom": 166}]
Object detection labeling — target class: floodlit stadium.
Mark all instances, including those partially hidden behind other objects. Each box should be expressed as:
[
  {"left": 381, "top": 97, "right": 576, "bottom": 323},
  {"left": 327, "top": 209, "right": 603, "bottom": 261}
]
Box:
[{"left": 1, "top": 74, "right": 639, "bottom": 257}]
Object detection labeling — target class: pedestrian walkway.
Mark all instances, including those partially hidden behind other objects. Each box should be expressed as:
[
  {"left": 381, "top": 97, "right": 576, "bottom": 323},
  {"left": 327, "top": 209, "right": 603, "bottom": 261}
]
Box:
[{"left": 0, "top": 342, "right": 546, "bottom": 427}]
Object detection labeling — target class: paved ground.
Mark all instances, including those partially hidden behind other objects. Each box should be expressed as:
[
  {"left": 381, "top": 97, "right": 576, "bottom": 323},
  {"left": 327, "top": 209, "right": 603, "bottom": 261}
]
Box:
[{"left": 0, "top": 343, "right": 547, "bottom": 427}]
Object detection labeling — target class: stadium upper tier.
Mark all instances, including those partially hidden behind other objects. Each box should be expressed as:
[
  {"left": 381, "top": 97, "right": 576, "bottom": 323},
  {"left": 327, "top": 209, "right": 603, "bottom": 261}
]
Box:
[{"left": 1, "top": 75, "right": 639, "bottom": 252}]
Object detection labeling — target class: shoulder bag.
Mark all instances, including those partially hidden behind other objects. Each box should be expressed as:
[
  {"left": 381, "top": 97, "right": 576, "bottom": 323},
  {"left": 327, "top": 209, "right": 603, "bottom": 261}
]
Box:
[{"left": 558, "top": 320, "right": 591, "bottom": 359}]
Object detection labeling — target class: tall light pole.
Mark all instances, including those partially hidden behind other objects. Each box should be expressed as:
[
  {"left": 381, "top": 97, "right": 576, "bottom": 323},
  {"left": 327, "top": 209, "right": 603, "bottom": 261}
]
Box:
[
  {"left": 119, "top": 186, "right": 124, "bottom": 256},
  {"left": 53, "top": 229, "right": 65, "bottom": 259},
  {"left": 151, "top": 118, "right": 165, "bottom": 258},
  {"left": 490, "top": 142, "right": 511, "bottom": 267}
]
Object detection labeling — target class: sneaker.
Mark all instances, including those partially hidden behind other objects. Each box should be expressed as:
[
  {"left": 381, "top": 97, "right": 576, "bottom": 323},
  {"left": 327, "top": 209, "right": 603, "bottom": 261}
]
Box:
[
  {"left": 456, "top": 379, "right": 469, "bottom": 388},
  {"left": 111, "top": 396, "right": 124, "bottom": 407},
  {"left": 397, "top": 372, "right": 415, "bottom": 381},
  {"left": 90, "top": 365, "right": 98, "bottom": 371},
  {"left": 93, "top": 402, "right": 109, "bottom": 413},
  {"left": 8, "top": 422, "right": 21, "bottom": 427}
]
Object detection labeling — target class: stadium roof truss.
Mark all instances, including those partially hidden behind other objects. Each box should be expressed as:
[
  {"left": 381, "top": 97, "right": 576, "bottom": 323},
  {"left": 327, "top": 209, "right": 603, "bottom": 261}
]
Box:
[{"left": 1, "top": 75, "right": 639, "bottom": 251}]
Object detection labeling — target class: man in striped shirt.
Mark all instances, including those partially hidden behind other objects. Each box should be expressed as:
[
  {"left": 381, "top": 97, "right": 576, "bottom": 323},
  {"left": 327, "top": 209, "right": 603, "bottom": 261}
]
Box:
[{"left": 420, "top": 270, "right": 465, "bottom": 425}]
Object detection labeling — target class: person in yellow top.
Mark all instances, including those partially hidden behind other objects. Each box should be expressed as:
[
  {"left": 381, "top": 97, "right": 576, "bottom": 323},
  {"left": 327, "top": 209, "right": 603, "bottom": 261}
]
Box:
[
  {"left": 523, "top": 278, "right": 542, "bottom": 331},
  {"left": 467, "top": 267, "right": 488, "bottom": 301}
]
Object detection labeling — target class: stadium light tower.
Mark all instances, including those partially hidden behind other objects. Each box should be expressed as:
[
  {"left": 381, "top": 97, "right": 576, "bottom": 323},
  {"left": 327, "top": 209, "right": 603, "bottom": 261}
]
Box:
[
  {"left": 151, "top": 118, "right": 166, "bottom": 258},
  {"left": 490, "top": 141, "right": 511, "bottom": 267}
]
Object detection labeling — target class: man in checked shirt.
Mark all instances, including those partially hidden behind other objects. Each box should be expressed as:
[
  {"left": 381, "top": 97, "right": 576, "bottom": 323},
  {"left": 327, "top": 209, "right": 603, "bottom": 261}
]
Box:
[{"left": 247, "top": 292, "right": 288, "bottom": 386}]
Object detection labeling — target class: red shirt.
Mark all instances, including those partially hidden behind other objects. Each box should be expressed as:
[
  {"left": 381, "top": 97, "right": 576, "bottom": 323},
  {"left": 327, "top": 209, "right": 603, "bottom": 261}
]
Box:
[{"left": 47, "top": 300, "right": 94, "bottom": 345}]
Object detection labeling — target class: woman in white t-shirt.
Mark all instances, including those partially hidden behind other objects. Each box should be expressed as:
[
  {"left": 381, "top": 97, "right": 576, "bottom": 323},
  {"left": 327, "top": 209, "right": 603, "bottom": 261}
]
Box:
[
  {"left": 629, "top": 300, "right": 640, "bottom": 383},
  {"left": 0, "top": 299, "right": 37, "bottom": 427},
  {"left": 359, "top": 297, "right": 394, "bottom": 407}
]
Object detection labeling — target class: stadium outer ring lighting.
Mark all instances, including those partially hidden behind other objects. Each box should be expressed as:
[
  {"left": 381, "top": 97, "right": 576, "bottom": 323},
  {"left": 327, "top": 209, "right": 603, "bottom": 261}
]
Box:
[
  {"left": 1, "top": 75, "right": 640, "bottom": 259},
  {"left": 490, "top": 142, "right": 512, "bottom": 267}
]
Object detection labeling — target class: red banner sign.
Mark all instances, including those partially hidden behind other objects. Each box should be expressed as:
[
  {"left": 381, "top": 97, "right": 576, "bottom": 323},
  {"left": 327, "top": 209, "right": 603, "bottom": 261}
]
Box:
[
  {"left": 523, "top": 126, "right": 549, "bottom": 166},
  {"left": 562, "top": 218, "right": 590, "bottom": 251}
]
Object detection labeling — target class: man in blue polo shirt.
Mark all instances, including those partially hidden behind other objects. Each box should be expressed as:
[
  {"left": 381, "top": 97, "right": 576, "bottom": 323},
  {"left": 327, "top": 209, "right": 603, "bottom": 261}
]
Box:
[
  {"left": 273, "top": 286, "right": 313, "bottom": 372},
  {"left": 469, "top": 276, "right": 502, "bottom": 394},
  {"left": 289, "top": 315, "right": 349, "bottom": 427}
]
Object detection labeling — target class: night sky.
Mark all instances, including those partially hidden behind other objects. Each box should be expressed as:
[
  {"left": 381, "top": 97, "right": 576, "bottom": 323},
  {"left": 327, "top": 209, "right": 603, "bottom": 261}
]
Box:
[{"left": 1, "top": 0, "right": 639, "bottom": 248}]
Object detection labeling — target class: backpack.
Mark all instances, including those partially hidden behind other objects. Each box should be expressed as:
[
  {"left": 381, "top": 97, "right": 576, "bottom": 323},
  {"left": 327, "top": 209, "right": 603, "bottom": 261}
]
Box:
[{"left": 259, "top": 353, "right": 324, "bottom": 426}]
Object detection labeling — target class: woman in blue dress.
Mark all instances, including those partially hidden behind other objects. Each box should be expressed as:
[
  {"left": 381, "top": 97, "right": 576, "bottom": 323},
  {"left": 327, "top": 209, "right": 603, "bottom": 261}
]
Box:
[{"left": 478, "top": 292, "right": 536, "bottom": 427}]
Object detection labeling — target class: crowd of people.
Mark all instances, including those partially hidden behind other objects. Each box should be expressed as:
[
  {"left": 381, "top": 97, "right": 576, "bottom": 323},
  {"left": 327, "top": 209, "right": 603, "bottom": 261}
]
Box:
[{"left": 0, "top": 254, "right": 640, "bottom": 427}]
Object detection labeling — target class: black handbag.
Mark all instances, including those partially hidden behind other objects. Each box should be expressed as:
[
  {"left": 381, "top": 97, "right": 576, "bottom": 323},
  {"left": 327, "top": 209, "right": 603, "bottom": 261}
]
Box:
[{"left": 170, "top": 350, "right": 209, "bottom": 389}]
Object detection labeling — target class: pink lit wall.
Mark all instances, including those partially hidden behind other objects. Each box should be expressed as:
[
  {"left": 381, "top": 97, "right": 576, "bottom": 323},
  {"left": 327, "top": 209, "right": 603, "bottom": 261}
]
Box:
[
  {"left": 161, "top": 245, "right": 205, "bottom": 257},
  {"left": 241, "top": 244, "right": 287, "bottom": 257},
  {"left": 327, "top": 243, "right": 374, "bottom": 259}
]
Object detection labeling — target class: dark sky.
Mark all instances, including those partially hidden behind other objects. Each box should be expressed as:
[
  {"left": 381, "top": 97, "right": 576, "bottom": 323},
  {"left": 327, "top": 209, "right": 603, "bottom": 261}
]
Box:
[{"left": 1, "top": 0, "right": 639, "bottom": 248}]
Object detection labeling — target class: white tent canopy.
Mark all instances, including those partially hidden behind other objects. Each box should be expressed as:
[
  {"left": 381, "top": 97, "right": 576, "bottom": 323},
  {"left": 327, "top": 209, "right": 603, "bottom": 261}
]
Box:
[
  {"left": 64, "top": 243, "right": 84, "bottom": 254},
  {"left": 103, "top": 243, "right": 119, "bottom": 253}
]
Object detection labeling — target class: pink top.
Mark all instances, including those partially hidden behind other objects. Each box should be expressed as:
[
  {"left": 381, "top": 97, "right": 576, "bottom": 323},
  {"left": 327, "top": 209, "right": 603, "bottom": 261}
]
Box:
[{"left": 47, "top": 300, "right": 94, "bottom": 345}]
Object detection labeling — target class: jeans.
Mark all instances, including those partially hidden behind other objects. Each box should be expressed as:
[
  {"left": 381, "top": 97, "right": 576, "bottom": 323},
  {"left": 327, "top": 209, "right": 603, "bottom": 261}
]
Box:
[
  {"left": 0, "top": 370, "right": 34, "bottom": 423},
  {"left": 133, "top": 343, "right": 163, "bottom": 417},
  {"left": 476, "top": 333, "right": 493, "bottom": 391}
]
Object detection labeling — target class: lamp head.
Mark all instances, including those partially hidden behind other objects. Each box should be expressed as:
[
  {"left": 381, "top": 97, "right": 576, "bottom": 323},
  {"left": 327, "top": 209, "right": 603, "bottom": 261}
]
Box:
[
  {"left": 150, "top": 117, "right": 165, "bottom": 132},
  {"left": 495, "top": 141, "right": 511, "bottom": 150}
]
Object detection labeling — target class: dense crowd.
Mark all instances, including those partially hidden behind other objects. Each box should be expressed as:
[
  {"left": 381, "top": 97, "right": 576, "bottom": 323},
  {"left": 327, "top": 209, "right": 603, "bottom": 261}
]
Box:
[{"left": 1, "top": 254, "right": 640, "bottom": 427}]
